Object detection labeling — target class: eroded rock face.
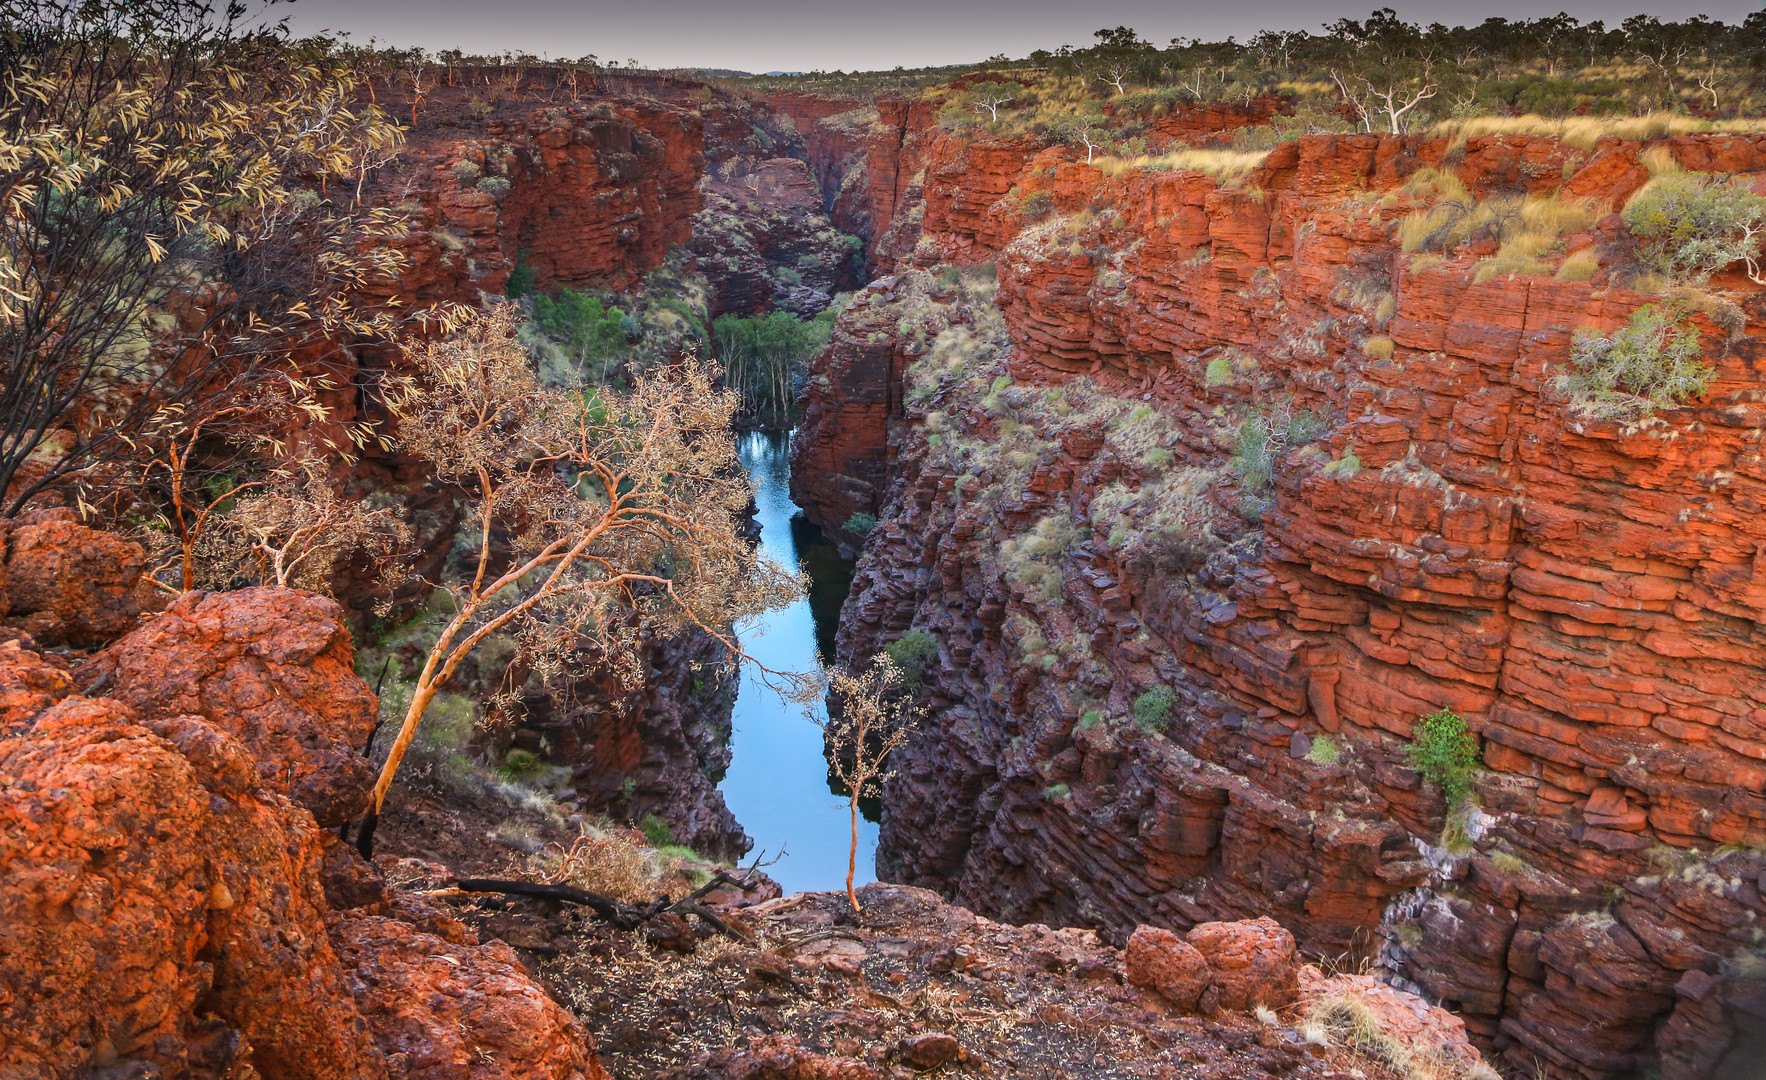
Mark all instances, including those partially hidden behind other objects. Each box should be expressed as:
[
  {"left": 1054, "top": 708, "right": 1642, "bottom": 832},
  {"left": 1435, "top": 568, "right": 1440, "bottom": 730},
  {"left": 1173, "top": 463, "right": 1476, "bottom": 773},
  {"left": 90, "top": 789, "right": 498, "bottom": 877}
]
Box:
[
  {"left": 333, "top": 914, "right": 609, "bottom": 1080},
  {"left": 0, "top": 694, "right": 384, "bottom": 1080},
  {"left": 0, "top": 511, "right": 149, "bottom": 647},
  {"left": 793, "top": 131, "right": 1766, "bottom": 1079},
  {"left": 83, "top": 587, "right": 380, "bottom": 826},
  {"left": 1, "top": 583, "right": 610, "bottom": 1080}
]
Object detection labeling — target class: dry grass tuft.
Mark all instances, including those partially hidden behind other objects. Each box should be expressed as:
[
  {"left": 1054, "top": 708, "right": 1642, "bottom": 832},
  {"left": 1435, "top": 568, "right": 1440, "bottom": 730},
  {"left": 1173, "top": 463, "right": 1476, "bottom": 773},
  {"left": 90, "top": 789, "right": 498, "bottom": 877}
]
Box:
[
  {"left": 1303, "top": 992, "right": 1478, "bottom": 1080},
  {"left": 1094, "top": 148, "right": 1269, "bottom": 181},
  {"left": 1555, "top": 249, "right": 1602, "bottom": 282},
  {"left": 1429, "top": 112, "right": 1766, "bottom": 152}
]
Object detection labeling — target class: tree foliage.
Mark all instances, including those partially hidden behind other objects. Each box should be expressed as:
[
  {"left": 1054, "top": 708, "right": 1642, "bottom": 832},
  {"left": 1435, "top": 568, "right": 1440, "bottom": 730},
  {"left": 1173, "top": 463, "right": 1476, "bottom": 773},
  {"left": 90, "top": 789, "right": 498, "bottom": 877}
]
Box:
[
  {"left": 713, "top": 308, "right": 834, "bottom": 428},
  {"left": 366, "top": 305, "right": 804, "bottom": 822},
  {"left": 0, "top": 0, "right": 411, "bottom": 516}
]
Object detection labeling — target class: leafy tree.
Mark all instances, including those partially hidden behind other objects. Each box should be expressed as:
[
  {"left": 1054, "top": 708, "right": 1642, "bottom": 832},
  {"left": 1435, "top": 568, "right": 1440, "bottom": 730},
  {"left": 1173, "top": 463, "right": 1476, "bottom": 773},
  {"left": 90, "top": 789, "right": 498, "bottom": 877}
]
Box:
[
  {"left": 713, "top": 309, "right": 834, "bottom": 428},
  {"left": 531, "top": 290, "right": 636, "bottom": 383},
  {"left": 360, "top": 306, "right": 804, "bottom": 849},
  {"left": 814, "top": 655, "right": 921, "bottom": 911},
  {"left": 0, "top": 0, "right": 408, "bottom": 517},
  {"left": 1323, "top": 9, "right": 1445, "bottom": 134}
]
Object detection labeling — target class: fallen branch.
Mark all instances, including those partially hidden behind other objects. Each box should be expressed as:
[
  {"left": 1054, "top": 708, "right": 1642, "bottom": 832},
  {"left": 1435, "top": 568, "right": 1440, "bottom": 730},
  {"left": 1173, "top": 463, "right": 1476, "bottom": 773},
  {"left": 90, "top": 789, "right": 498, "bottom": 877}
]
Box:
[{"left": 454, "top": 868, "right": 760, "bottom": 940}]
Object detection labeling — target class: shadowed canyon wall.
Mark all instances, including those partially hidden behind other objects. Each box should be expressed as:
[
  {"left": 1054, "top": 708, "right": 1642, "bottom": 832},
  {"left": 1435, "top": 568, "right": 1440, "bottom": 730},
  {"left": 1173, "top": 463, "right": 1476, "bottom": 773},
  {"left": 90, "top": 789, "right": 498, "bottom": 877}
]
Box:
[{"left": 792, "top": 121, "right": 1766, "bottom": 1080}]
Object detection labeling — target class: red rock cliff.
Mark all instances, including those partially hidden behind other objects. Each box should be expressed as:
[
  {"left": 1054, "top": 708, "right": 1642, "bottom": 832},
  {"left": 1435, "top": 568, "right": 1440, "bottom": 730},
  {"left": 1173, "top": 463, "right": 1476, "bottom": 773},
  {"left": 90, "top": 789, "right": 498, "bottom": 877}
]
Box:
[{"left": 794, "top": 130, "right": 1766, "bottom": 1080}]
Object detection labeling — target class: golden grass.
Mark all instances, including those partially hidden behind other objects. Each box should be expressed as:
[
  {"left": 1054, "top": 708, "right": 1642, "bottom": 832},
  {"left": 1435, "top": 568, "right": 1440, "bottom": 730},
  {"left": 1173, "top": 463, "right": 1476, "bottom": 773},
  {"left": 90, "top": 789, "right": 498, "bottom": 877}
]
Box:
[
  {"left": 1093, "top": 148, "right": 1270, "bottom": 180},
  {"left": 1640, "top": 145, "right": 1684, "bottom": 178},
  {"left": 1303, "top": 991, "right": 1488, "bottom": 1080},
  {"left": 1399, "top": 186, "right": 1607, "bottom": 274},
  {"left": 1555, "top": 249, "right": 1602, "bottom": 282},
  {"left": 1363, "top": 336, "right": 1396, "bottom": 359},
  {"left": 1428, "top": 112, "right": 1766, "bottom": 152}
]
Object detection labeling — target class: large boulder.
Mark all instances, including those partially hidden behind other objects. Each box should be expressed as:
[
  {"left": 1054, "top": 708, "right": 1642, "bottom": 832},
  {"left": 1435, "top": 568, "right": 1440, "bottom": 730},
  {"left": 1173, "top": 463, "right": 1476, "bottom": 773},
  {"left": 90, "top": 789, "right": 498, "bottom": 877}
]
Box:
[
  {"left": 1, "top": 513, "right": 149, "bottom": 646},
  {"left": 333, "top": 915, "right": 611, "bottom": 1080},
  {"left": 83, "top": 587, "right": 380, "bottom": 825},
  {"left": 0, "top": 694, "right": 385, "bottom": 1080},
  {"left": 1124, "top": 926, "right": 1212, "bottom": 1011},
  {"left": 1297, "top": 965, "right": 1490, "bottom": 1076},
  {"left": 1185, "top": 916, "right": 1300, "bottom": 1011}
]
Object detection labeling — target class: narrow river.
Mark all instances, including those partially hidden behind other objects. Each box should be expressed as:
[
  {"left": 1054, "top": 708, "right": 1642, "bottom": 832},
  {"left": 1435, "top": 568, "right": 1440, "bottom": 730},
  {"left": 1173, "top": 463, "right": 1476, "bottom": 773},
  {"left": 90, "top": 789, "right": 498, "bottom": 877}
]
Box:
[{"left": 719, "top": 430, "right": 867, "bottom": 895}]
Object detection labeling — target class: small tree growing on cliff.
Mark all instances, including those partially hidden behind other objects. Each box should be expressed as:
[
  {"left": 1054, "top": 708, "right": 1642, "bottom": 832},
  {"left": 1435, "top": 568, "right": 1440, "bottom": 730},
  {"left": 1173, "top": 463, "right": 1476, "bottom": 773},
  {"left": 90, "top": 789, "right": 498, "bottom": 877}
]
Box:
[
  {"left": 358, "top": 305, "right": 803, "bottom": 850},
  {"left": 814, "top": 654, "right": 922, "bottom": 912}
]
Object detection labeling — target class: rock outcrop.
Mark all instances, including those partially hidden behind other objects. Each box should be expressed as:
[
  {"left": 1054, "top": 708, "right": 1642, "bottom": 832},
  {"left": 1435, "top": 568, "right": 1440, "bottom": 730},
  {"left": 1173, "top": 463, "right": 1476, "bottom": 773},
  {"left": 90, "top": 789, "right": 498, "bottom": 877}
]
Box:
[
  {"left": 83, "top": 587, "right": 382, "bottom": 827},
  {"left": 368, "top": 91, "right": 706, "bottom": 306},
  {"left": 0, "top": 578, "right": 608, "bottom": 1080},
  {"left": 0, "top": 509, "right": 151, "bottom": 648},
  {"left": 793, "top": 130, "right": 1766, "bottom": 1079}
]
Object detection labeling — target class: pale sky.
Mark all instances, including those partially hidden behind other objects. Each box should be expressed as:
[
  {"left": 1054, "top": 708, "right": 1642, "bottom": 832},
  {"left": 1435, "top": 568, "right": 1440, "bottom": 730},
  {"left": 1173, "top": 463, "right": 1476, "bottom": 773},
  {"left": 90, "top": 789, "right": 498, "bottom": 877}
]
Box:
[{"left": 274, "top": 0, "right": 1764, "bottom": 75}]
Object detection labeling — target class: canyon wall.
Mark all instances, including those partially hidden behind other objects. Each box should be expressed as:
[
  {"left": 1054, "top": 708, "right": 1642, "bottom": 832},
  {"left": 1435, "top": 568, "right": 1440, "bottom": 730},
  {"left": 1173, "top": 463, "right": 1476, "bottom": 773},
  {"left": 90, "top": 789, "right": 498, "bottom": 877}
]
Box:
[{"left": 794, "top": 128, "right": 1766, "bottom": 1080}]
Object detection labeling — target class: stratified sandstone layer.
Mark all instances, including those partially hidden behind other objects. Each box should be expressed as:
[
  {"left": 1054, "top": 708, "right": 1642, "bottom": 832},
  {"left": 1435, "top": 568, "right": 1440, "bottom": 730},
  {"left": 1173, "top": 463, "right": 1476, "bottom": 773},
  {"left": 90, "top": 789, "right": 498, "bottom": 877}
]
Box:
[{"left": 792, "top": 130, "right": 1766, "bottom": 1080}]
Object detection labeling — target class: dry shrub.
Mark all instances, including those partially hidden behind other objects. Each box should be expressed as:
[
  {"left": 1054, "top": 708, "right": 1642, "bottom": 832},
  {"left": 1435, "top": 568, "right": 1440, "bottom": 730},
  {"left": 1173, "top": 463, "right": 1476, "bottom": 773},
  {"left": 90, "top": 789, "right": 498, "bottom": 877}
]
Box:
[{"left": 541, "top": 823, "right": 662, "bottom": 903}]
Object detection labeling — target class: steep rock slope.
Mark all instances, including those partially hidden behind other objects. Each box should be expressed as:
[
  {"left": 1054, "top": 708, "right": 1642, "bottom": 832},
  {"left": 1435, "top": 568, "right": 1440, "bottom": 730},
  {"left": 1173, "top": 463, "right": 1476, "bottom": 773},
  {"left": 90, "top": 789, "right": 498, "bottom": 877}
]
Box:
[{"left": 795, "top": 132, "right": 1766, "bottom": 1080}]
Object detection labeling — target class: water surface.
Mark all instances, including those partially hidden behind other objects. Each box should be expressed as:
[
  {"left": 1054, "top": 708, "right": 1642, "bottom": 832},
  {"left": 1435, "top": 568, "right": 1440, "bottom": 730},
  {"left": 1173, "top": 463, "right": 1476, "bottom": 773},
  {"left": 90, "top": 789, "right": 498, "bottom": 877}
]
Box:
[{"left": 720, "top": 430, "right": 865, "bottom": 895}]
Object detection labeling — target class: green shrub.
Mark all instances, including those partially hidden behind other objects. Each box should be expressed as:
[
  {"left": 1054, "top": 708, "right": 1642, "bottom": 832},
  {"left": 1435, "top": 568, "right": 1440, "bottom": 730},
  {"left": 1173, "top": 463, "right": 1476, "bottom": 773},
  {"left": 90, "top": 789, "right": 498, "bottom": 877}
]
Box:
[
  {"left": 638, "top": 813, "right": 677, "bottom": 848},
  {"left": 505, "top": 251, "right": 535, "bottom": 299},
  {"left": 475, "top": 175, "right": 511, "bottom": 197},
  {"left": 1623, "top": 173, "right": 1766, "bottom": 284},
  {"left": 882, "top": 630, "right": 939, "bottom": 690},
  {"left": 1408, "top": 708, "right": 1479, "bottom": 806},
  {"left": 774, "top": 265, "right": 803, "bottom": 285},
  {"left": 1305, "top": 734, "right": 1340, "bottom": 766},
  {"left": 498, "top": 748, "right": 544, "bottom": 781},
  {"left": 1043, "top": 782, "right": 1071, "bottom": 801},
  {"left": 530, "top": 289, "right": 632, "bottom": 380},
  {"left": 450, "top": 158, "right": 481, "bottom": 183},
  {"left": 1554, "top": 304, "right": 1711, "bottom": 421},
  {"left": 1204, "top": 355, "right": 1234, "bottom": 386},
  {"left": 844, "top": 511, "right": 877, "bottom": 536},
  {"left": 1133, "top": 686, "right": 1176, "bottom": 733},
  {"left": 1079, "top": 709, "right": 1102, "bottom": 730}
]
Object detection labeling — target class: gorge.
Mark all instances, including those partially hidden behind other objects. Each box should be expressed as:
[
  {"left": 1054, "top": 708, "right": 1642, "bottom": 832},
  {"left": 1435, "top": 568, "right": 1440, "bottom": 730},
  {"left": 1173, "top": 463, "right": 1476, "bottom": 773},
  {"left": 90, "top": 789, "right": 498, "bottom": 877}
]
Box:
[{"left": 5, "top": 12, "right": 1766, "bottom": 1080}]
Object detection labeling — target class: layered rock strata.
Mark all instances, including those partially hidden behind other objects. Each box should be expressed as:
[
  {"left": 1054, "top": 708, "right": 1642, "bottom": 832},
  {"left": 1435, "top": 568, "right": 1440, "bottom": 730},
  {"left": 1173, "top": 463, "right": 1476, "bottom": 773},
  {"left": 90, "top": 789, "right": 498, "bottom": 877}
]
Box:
[{"left": 794, "top": 132, "right": 1766, "bottom": 1080}]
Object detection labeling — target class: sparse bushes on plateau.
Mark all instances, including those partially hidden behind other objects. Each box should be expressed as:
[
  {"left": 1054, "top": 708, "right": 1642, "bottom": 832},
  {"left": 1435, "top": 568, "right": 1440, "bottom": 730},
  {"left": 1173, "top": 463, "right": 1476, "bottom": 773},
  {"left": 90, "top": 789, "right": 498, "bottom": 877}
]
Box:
[
  {"left": 1623, "top": 174, "right": 1766, "bottom": 285},
  {"left": 1555, "top": 304, "right": 1711, "bottom": 421}
]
